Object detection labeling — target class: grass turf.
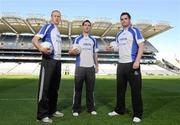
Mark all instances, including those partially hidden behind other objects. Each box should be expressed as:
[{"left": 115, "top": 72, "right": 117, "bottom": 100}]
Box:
[{"left": 0, "top": 75, "right": 180, "bottom": 125}]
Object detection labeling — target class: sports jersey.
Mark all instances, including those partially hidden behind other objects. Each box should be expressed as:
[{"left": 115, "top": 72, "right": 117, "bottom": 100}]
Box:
[
  {"left": 73, "top": 34, "right": 99, "bottom": 67},
  {"left": 36, "top": 23, "right": 62, "bottom": 60},
  {"left": 116, "top": 26, "right": 144, "bottom": 63}
]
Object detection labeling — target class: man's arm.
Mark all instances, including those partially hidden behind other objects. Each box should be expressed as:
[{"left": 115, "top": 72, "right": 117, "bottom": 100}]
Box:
[
  {"left": 94, "top": 52, "right": 99, "bottom": 73},
  {"left": 106, "top": 45, "right": 114, "bottom": 52},
  {"left": 32, "top": 36, "right": 50, "bottom": 54},
  {"left": 68, "top": 47, "right": 79, "bottom": 56},
  {"left": 133, "top": 42, "right": 144, "bottom": 69}
]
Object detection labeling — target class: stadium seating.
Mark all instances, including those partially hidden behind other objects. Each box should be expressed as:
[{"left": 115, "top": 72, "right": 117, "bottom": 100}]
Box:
[
  {"left": 144, "top": 41, "right": 158, "bottom": 53},
  {"left": 0, "top": 62, "right": 18, "bottom": 74},
  {"left": 96, "top": 38, "right": 106, "bottom": 51},
  {"left": 0, "top": 35, "right": 17, "bottom": 49},
  {"left": 17, "top": 35, "right": 34, "bottom": 49},
  {"left": 62, "top": 37, "right": 70, "bottom": 50},
  {"left": 0, "top": 62, "right": 177, "bottom": 76},
  {"left": 163, "top": 58, "right": 180, "bottom": 69},
  {"left": 0, "top": 16, "right": 177, "bottom": 76},
  {"left": 141, "top": 64, "right": 177, "bottom": 75}
]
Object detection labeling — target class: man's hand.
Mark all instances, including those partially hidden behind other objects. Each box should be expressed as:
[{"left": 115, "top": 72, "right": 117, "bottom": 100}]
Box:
[
  {"left": 106, "top": 45, "right": 114, "bottom": 52},
  {"left": 69, "top": 48, "right": 80, "bottom": 56},
  {"left": 95, "top": 66, "right": 99, "bottom": 73},
  {"left": 133, "top": 42, "right": 144, "bottom": 69},
  {"left": 133, "top": 60, "right": 140, "bottom": 69},
  {"left": 39, "top": 47, "right": 51, "bottom": 55}
]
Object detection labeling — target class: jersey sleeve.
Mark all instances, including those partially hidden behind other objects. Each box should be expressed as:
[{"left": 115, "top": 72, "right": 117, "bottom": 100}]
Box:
[
  {"left": 115, "top": 32, "right": 119, "bottom": 43},
  {"left": 94, "top": 39, "right": 99, "bottom": 53},
  {"left": 134, "top": 28, "right": 145, "bottom": 44},
  {"left": 35, "top": 24, "right": 50, "bottom": 39},
  {"left": 71, "top": 36, "right": 79, "bottom": 46},
  {"left": 72, "top": 37, "right": 78, "bottom": 44}
]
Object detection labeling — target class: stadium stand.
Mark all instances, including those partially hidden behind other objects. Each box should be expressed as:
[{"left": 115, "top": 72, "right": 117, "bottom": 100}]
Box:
[
  {"left": 62, "top": 37, "right": 71, "bottom": 50},
  {"left": 162, "top": 58, "right": 180, "bottom": 69},
  {"left": 0, "top": 62, "right": 177, "bottom": 76},
  {"left": 161, "top": 58, "right": 180, "bottom": 74},
  {"left": 96, "top": 38, "right": 106, "bottom": 51},
  {"left": 0, "top": 34, "right": 17, "bottom": 49},
  {"left": 17, "top": 35, "right": 34, "bottom": 49},
  {"left": 7, "top": 63, "right": 39, "bottom": 75},
  {"left": 0, "top": 15, "right": 178, "bottom": 75},
  {"left": 141, "top": 64, "right": 177, "bottom": 75},
  {"left": 0, "top": 62, "right": 18, "bottom": 74}
]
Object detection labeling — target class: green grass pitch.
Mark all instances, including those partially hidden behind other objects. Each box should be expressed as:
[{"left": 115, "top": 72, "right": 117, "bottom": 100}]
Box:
[{"left": 0, "top": 75, "right": 180, "bottom": 125}]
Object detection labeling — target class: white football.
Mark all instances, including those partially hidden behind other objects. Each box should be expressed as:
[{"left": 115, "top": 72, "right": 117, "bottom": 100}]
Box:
[
  {"left": 72, "top": 44, "right": 81, "bottom": 54},
  {"left": 40, "top": 41, "right": 53, "bottom": 53},
  {"left": 110, "top": 41, "right": 118, "bottom": 51}
]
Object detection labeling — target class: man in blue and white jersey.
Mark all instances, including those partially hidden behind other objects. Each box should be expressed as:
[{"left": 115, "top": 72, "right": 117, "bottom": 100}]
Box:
[
  {"left": 32, "top": 10, "right": 64, "bottom": 123},
  {"left": 69, "top": 20, "right": 99, "bottom": 117},
  {"left": 107, "top": 12, "right": 144, "bottom": 123}
]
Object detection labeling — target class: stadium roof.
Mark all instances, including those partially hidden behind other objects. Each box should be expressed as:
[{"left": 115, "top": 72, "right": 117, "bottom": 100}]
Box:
[{"left": 0, "top": 16, "right": 172, "bottom": 39}]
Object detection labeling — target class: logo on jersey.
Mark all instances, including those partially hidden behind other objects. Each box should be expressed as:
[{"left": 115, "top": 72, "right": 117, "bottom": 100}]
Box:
[
  {"left": 118, "top": 37, "right": 127, "bottom": 45},
  {"left": 134, "top": 71, "right": 139, "bottom": 75},
  {"left": 83, "top": 43, "right": 92, "bottom": 46},
  {"left": 119, "top": 38, "right": 127, "bottom": 41}
]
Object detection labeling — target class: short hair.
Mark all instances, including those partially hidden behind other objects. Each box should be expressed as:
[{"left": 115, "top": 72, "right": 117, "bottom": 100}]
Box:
[
  {"left": 51, "top": 10, "right": 61, "bottom": 17},
  {"left": 120, "top": 12, "right": 131, "bottom": 19},
  {"left": 82, "top": 20, "right": 91, "bottom": 26}
]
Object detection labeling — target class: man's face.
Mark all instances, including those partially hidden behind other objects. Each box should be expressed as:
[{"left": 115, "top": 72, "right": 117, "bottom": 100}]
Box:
[
  {"left": 120, "top": 15, "right": 131, "bottom": 27},
  {"left": 51, "top": 11, "right": 61, "bottom": 25},
  {"left": 83, "top": 22, "right": 91, "bottom": 33}
]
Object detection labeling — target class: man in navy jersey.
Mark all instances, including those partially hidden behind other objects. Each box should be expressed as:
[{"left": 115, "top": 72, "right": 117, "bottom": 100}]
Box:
[
  {"left": 107, "top": 12, "right": 144, "bottom": 123},
  {"left": 32, "top": 10, "right": 64, "bottom": 123},
  {"left": 69, "top": 20, "right": 99, "bottom": 117}
]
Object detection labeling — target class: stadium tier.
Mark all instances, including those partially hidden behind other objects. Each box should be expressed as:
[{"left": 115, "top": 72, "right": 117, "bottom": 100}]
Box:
[
  {"left": 0, "top": 16, "right": 172, "bottom": 63},
  {"left": 162, "top": 58, "right": 180, "bottom": 72},
  {"left": 0, "top": 62, "right": 178, "bottom": 76}
]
